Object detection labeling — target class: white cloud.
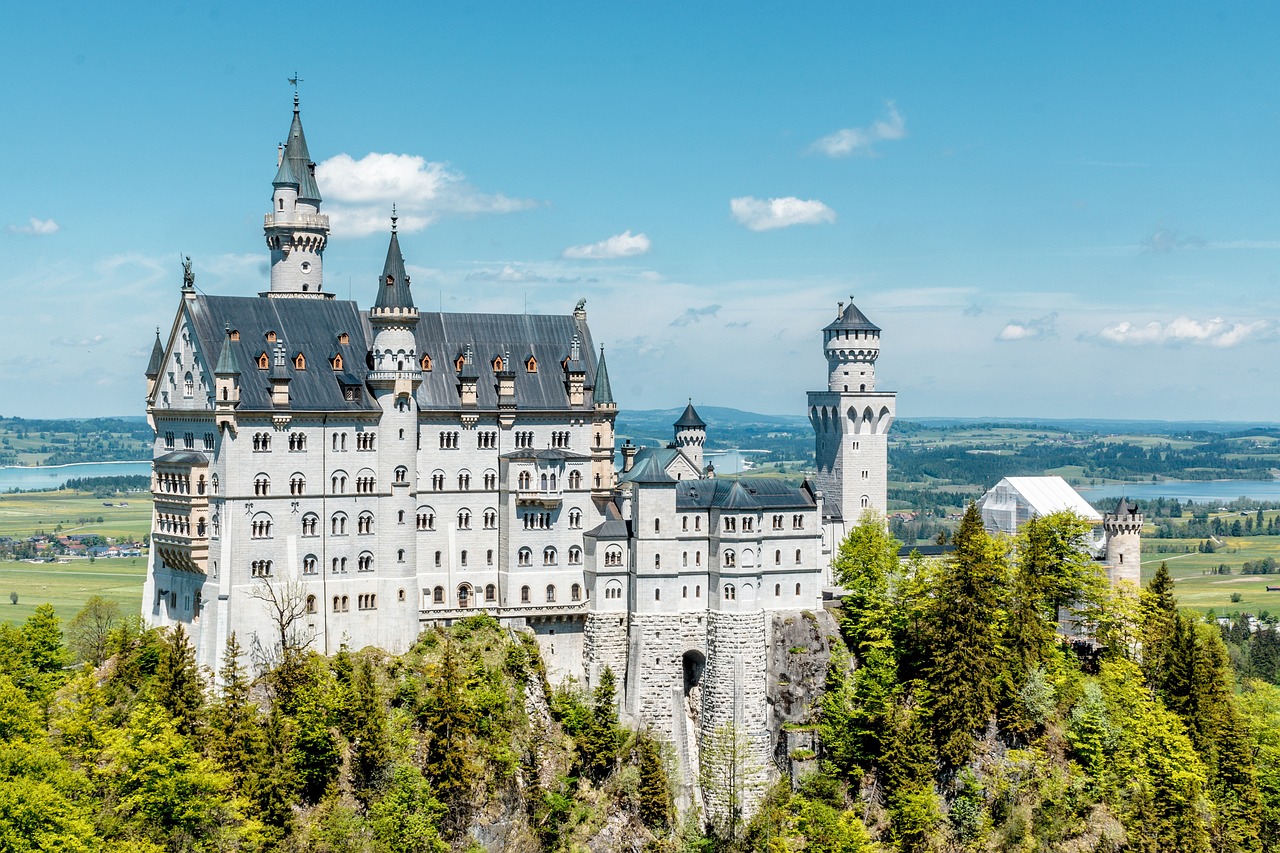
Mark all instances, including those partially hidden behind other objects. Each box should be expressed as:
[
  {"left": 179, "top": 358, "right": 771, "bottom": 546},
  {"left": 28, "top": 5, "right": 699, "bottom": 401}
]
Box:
[
  {"left": 6, "top": 217, "right": 59, "bottom": 235},
  {"left": 670, "top": 304, "right": 721, "bottom": 327},
  {"left": 811, "top": 102, "right": 906, "bottom": 158},
  {"left": 730, "top": 196, "right": 836, "bottom": 231},
  {"left": 997, "top": 312, "right": 1057, "bottom": 342},
  {"left": 464, "top": 263, "right": 596, "bottom": 285},
  {"left": 315, "top": 152, "right": 536, "bottom": 238},
  {"left": 1091, "top": 316, "right": 1273, "bottom": 348},
  {"left": 563, "top": 230, "right": 651, "bottom": 260}
]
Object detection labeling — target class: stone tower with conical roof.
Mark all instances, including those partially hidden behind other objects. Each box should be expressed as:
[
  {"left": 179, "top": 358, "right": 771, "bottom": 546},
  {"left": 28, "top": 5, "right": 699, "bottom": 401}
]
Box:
[
  {"left": 591, "top": 346, "right": 617, "bottom": 496},
  {"left": 264, "top": 95, "right": 331, "bottom": 298},
  {"left": 1103, "top": 498, "right": 1143, "bottom": 587},
  {"left": 673, "top": 401, "right": 707, "bottom": 474},
  {"left": 807, "top": 298, "right": 896, "bottom": 566}
]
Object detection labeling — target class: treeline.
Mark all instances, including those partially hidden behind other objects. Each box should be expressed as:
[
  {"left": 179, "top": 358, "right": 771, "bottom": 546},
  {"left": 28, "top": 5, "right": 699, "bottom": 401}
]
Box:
[
  {"left": 810, "top": 508, "right": 1278, "bottom": 851},
  {"left": 62, "top": 475, "right": 151, "bottom": 493}
]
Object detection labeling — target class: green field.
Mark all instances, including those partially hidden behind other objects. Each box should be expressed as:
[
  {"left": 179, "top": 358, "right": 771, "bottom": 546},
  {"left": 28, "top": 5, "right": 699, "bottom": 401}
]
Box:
[
  {"left": 1144, "top": 535, "right": 1280, "bottom": 616},
  {"left": 0, "top": 489, "right": 152, "bottom": 625},
  {"left": 0, "top": 557, "right": 147, "bottom": 626}
]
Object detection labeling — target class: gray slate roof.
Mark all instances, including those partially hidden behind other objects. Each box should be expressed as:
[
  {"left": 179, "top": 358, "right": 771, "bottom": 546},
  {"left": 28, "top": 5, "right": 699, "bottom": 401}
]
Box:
[
  {"left": 674, "top": 401, "right": 706, "bottom": 429},
  {"left": 593, "top": 348, "right": 614, "bottom": 404},
  {"left": 214, "top": 329, "right": 240, "bottom": 375},
  {"left": 620, "top": 454, "right": 676, "bottom": 484},
  {"left": 279, "top": 108, "right": 322, "bottom": 202},
  {"left": 146, "top": 332, "right": 165, "bottom": 377},
  {"left": 154, "top": 450, "right": 210, "bottom": 465},
  {"left": 500, "top": 448, "right": 590, "bottom": 461},
  {"left": 373, "top": 230, "right": 414, "bottom": 311},
  {"left": 181, "top": 295, "right": 604, "bottom": 414},
  {"left": 675, "top": 478, "right": 816, "bottom": 511},
  {"left": 823, "top": 300, "right": 880, "bottom": 333}
]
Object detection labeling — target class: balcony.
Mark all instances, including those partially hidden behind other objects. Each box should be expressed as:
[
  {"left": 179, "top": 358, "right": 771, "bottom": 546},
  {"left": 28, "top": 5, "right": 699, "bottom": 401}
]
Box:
[
  {"left": 263, "top": 212, "right": 330, "bottom": 230},
  {"left": 151, "top": 531, "right": 208, "bottom": 574},
  {"left": 516, "top": 489, "right": 563, "bottom": 508}
]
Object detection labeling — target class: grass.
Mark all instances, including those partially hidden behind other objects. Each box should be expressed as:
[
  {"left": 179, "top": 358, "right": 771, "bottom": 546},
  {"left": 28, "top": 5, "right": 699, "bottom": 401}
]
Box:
[
  {"left": 1144, "top": 536, "right": 1280, "bottom": 615},
  {"left": 0, "top": 489, "right": 152, "bottom": 540},
  {"left": 0, "top": 557, "right": 148, "bottom": 626}
]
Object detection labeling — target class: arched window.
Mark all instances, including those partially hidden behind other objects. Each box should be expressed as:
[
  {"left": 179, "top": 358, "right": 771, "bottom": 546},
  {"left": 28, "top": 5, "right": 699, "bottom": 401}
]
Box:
[
  {"left": 253, "top": 473, "right": 270, "bottom": 495},
  {"left": 521, "top": 585, "right": 530, "bottom": 603},
  {"left": 518, "top": 471, "right": 531, "bottom": 490},
  {"left": 605, "top": 581, "right": 622, "bottom": 600},
  {"left": 303, "top": 555, "right": 317, "bottom": 574},
  {"left": 682, "top": 551, "right": 688, "bottom": 567},
  {"left": 290, "top": 473, "right": 306, "bottom": 495},
  {"left": 569, "top": 509, "right": 582, "bottom": 528},
  {"left": 460, "top": 550, "right": 468, "bottom": 567},
  {"left": 724, "top": 584, "right": 736, "bottom": 601},
  {"left": 358, "top": 552, "right": 373, "bottom": 572},
  {"left": 654, "top": 554, "right": 661, "bottom": 569},
  {"left": 306, "top": 595, "right": 316, "bottom": 614},
  {"left": 457, "top": 509, "right": 471, "bottom": 530},
  {"left": 485, "top": 584, "right": 496, "bottom": 602},
  {"left": 569, "top": 546, "right": 582, "bottom": 565},
  {"left": 546, "top": 584, "right": 556, "bottom": 603},
  {"left": 775, "top": 584, "right": 781, "bottom": 596},
  {"left": 458, "top": 585, "right": 471, "bottom": 608},
  {"left": 251, "top": 513, "right": 273, "bottom": 538},
  {"left": 605, "top": 546, "right": 623, "bottom": 567},
  {"left": 518, "top": 548, "right": 532, "bottom": 567},
  {"left": 774, "top": 549, "right": 781, "bottom": 565},
  {"left": 723, "top": 550, "right": 735, "bottom": 567},
  {"left": 417, "top": 507, "right": 436, "bottom": 530},
  {"left": 358, "top": 512, "right": 374, "bottom": 534},
  {"left": 395, "top": 466, "right": 408, "bottom": 484},
  {"left": 571, "top": 583, "right": 582, "bottom": 602},
  {"left": 654, "top": 518, "right": 660, "bottom": 533},
  {"left": 796, "top": 583, "right": 802, "bottom": 595},
  {"left": 183, "top": 372, "right": 194, "bottom": 398},
  {"left": 433, "top": 586, "right": 445, "bottom": 604},
  {"left": 331, "top": 512, "right": 347, "bottom": 535},
  {"left": 569, "top": 470, "right": 581, "bottom": 489},
  {"left": 397, "top": 549, "right": 405, "bottom": 562},
  {"left": 301, "top": 513, "right": 318, "bottom": 536},
  {"left": 544, "top": 546, "right": 557, "bottom": 566},
  {"left": 795, "top": 549, "right": 802, "bottom": 564},
  {"left": 860, "top": 495, "right": 870, "bottom": 509},
  {"left": 654, "top": 588, "right": 661, "bottom": 601}
]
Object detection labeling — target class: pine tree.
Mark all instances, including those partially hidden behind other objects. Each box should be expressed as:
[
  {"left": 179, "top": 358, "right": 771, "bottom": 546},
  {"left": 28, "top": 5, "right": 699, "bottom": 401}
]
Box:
[
  {"left": 347, "top": 655, "right": 390, "bottom": 803},
  {"left": 154, "top": 624, "right": 203, "bottom": 736},
  {"left": 1140, "top": 562, "right": 1178, "bottom": 689},
  {"left": 636, "top": 730, "right": 672, "bottom": 831},
  {"left": 582, "top": 666, "right": 623, "bottom": 781},
  {"left": 926, "top": 502, "right": 1006, "bottom": 767},
  {"left": 423, "top": 638, "right": 476, "bottom": 824},
  {"left": 208, "top": 632, "right": 264, "bottom": 783}
]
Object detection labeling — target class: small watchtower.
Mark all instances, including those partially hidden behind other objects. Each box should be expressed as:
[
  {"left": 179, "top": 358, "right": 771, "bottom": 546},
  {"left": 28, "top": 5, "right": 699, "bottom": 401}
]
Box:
[
  {"left": 672, "top": 401, "right": 706, "bottom": 474},
  {"left": 1103, "top": 498, "right": 1143, "bottom": 587}
]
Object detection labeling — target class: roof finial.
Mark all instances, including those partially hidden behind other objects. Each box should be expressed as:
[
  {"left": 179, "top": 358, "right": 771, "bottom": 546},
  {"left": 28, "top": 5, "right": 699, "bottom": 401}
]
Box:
[
  {"left": 391, "top": 204, "right": 398, "bottom": 233},
  {"left": 288, "top": 72, "right": 303, "bottom": 113}
]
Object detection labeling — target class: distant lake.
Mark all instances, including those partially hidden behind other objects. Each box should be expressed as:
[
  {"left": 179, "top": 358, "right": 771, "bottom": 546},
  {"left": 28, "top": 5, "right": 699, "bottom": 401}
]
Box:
[
  {"left": 1081, "top": 479, "right": 1280, "bottom": 505},
  {"left": 0, "top": 461, "right": 151, "bottom": 492},
  {"left": 704, "top": 449, "right": 770, "bottom": 476}
]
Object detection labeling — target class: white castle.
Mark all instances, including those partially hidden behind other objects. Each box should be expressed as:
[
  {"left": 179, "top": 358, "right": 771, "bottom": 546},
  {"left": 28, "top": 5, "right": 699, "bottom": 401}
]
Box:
[{"left": 142, "top": 98, "right": 896, "bottom": 806}]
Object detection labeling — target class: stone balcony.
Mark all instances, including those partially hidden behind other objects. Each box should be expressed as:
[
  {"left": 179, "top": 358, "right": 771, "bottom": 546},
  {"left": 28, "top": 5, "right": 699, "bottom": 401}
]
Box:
[
  {"left": 420, "top": 600, "right": 587, "bottom": 623},
  {"left": 151, "top": 531, "right": 208, "bottom": 574},
  {"left": 263, "top": 212, "right": 329, "bottom": 230},
  {"left": 516, "top": 489, "right": 563, "bottom": 508}
]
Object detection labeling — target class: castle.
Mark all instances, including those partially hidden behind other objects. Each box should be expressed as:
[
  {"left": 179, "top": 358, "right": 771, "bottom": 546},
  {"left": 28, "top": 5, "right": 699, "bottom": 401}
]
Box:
[{"left": 142, "top": 98, "right": 895, "bottom": 809}]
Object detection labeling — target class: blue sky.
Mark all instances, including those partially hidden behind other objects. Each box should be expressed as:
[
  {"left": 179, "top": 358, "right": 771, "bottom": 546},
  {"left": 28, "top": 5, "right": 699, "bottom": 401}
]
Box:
[{"left": 4, "top": 3, "right": 1280, "bottom": 421}]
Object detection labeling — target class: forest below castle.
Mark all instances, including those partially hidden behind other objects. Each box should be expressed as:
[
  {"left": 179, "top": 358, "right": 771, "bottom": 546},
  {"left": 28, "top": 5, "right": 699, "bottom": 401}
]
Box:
[{"left": 4, "top": 508, "right": 1280, "bottom": 851}]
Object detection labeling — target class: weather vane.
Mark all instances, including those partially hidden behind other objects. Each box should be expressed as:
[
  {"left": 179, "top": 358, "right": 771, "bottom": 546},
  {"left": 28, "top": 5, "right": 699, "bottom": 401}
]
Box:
[{"left": 288, "top": 72, "right": 304, "bottom": 91}]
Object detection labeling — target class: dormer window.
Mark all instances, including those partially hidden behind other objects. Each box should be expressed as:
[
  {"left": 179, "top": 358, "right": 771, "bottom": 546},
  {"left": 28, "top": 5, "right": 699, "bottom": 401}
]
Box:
[
  {"left": 421, "top": 354, "right": 432, "bottom": 371},
  {"left": 265, "top": 331, "right": 277, "bottom": 343},
  {"left": 492, "top": 356, "right": 504, "bottom": 372},
  {"left": 338, "top": 332, "right": 349, "bottom": 345},
  {"left": 331, "top": 354, "right": 343, "bottom": 370},
  {"left": 229, "top": 329, "right": 240, "bottom": 341},
  {"left": 525, "top": 356, "right": 537, "bottom": 374},
  {"left": 257, "top": 352, "right": 269, "bottom": 370},
  {"left": 385, "top": 275, "right": 395, "bottom": 286},
  {"left": 294, "top": 352, "right": 306, "bottom": 370},
  {"left": 455, "top": 354, "right": 466, "bottom": 372}
]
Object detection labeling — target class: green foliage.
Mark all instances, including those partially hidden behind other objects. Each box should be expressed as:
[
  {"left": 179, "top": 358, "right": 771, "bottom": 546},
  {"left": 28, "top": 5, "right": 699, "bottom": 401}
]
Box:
[
  {"left": 637, "top": 730, "right": 673, "bottom": 831},
  {"left": 152, "top": 625, "right": 202, "bottom": 736}
]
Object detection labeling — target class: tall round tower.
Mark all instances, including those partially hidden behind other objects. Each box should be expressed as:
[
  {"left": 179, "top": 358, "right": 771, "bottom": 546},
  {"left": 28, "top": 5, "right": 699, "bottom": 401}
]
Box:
[
  {"left": 263, "top": 95, "right": 331, "bottom": 298},
  {"left": 672, "top": 400, "right": 706, "bottom": 474},
  {"left": 1103, "top": 497, "right": 1143, "bottom": 587}
]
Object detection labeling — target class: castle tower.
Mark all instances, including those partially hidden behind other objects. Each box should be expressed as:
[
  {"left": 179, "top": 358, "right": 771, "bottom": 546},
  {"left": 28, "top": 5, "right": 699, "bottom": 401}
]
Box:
[
  {"left": 1103, "top": 497, "right": 1142, "bottom": 587},
  {"left": 673, "top": 401, "right": 706, "bottom": 474},
  {"left": 590, "top": 346, "right": 617, "bottom": 496},
  {"left": 213, "top": 326, "right": 240, "bottom": 433},
  {"left": 263, "top": 95, "right": 331, "bottom": 298},
  {"left": 807, "top": 298, "right": 896, "bottom": 544},
  {"left": 366, "top": 215, "right": 423, "bottom": 652}
]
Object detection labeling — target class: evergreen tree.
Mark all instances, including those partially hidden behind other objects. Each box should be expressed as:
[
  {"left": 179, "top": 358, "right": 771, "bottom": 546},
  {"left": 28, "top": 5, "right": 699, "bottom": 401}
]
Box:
[
  {"left": 207, "top": 633, "right": 265, "bottom": 783},
  {"left": 636, "top": 730, "right": 672, "bottom": 831},
  {"left": 153, "top": 624, "right": 203, "bottom": 736},
  {"left": 582, "top": 666, "right": 622, "bottom": 781},
  {"left": 347, "top": 655, "right": 391, "bottom": 803},
  {"left": 1139, "top": 562, "right": 1178, "bottom": 689},
  {"left": 423, "top": 638, "right": 476, "bottom": 825},
  {"left": 926, "top": 502, "right": 1006, "bottom": 767}
]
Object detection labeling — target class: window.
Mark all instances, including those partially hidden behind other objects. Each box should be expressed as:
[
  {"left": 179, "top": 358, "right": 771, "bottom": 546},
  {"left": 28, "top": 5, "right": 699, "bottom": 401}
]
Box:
[
  {"left": 518, "top": 471, "right": 531, "bottom": 490},
  {"left": 546, "top": 584, "right": 556, "bottom": 603},
  {"left": 331, "top": 513, "right": 347, "bottom": 535},
  {"left": 293, "top": 352, "right": 306, "bottom": 370},
  {"left": 774, "top": 550, "right": 781, "bottom": 566},
  {"left": 796, "top": 583, "right": 802, "bottom": 596},
  {"left": 483, "top": 509, "right": 496, "bottom": 529},
  {"left": 460, "top": 550, "right": 468, "bottom": 567},
  {"left": 605, "top": 583, "right": 622, "bottom": 600},
  {"left": 303, "top": 555, "right": 317, "bottom": 575},
  {"left": 164, "top": 431, "right": 175, "bottom": 449},
  {"left": 433, "top": 586, "right": 445, "bottom": 605},
  {"left": 654, "top": 518, "right": 660, "bottom": 533},
  {"left": 478, "top": 432, "right": 497, "bottom": 450},
  {"left": 484, "top": 471, "right": 496, "bottom": 489},
  {"left": 696, "top": 584, "right": 701, "bottom": 598},
  {"left": 724, "top": 584, "right": 736, "bottom": 601},
  {"left": 251, "top": 559, "right": 272, "bottom": 577},
  {"left": 331, "top": 473, "right": 347, "bottom": 493},
  {"left": 253, "top": 432, "right": 270, "bottom": 451},
  {"left": 795, "top": 549, "right": 802, "bottom": 565},
  {"left": 695, "top": 517, "right": 701, "bottom": 531},
  {"left": 492, "top": 356, "right": 505, "bottom": 372},
  {"left": 544, "top": 546, "right": 557, "bottom": 566},
  {"left": 569, "top": 471, "right": 581, "bottom": 489},
  {"left": 358, "top": 594, "right": 377, "bottom": 610},
  {"left": 654, "top": 554, "right": 661, "bottom": 569},
  {"left": 356, "top": 473, "right": 376, "bottom": 494},
  {"left": 457, "top": 472, "right": 470, "bottom": 490},
  {"left": 683, "top": 586, "right": 688, "bottom": 598},
  {"left": 605, "top": 547, "right": 623, "bottom": 567},
  {"left": 435, "top": 551, "right": 442, "bottom": 567},
  {"left": 655, "top": 589, "right": 661, "bottom": 601},
  {"left": 682, "top": 516, "right": 688, "bottom": 531},
  {"left": 183, "top": 372, "right": 194, "bottom": 398},
  {"left": 417, "top": 508, "right": 435, "bottom": 530},
  {"left": 301, "top": 514, "right": 318, "bottom": 536},
  {"left": 398, "top": 549, "right": 405, "bottom": 562},
  {"left": 569, "top": 546, "right": 582, "bottom": 565},
  {"left": 485, "top": 584, "right": 496, "bottom": 602},
  {"left": 333, "top": 595, "right": 350, "bottom": 612},
  {"left": 251, "top": 515, "right": 272, "bottom": 538},
  {"left": 357, "top": 511, "right": 374, "bottom": 534},
  {"left": 860, "top": 496, "right": 869, "bottom": 509},
  {"left": 431, "top": 471, "right": 445, "bottom": 490},
  {"left": 795, "top": 514, "right": 806, "bottom": 528},
  {"left": 331, "top": 354, "right": 343, "bottom": 370},
  {"left": 521, "top": 585, "right": 530, "bottom": 603},
  {"left": 421, "top": 354, "right": 432, "bottom": 371},
  {"left": 458, "top": 585, "right": 471, "bottom": 607},
  {"left": 306, "top": 595, "right": 316, "bottom": 614},
  {"left": 439, "top": 431, "right": 459, "bottom": 449},
  {"left": 254, "top": 474, "right": 270, "bottom": 495},
  {"left": 457, "top": 509, "right": 471, "bottom": 529},
  {"left": 723, "top": 550, "right": 735, "bottom": 567},
  {"left": 569, "top": 509, "right": 582, "bottom": 529},
  {"left": 518, "top": 548, "right": 532, "bottom": 567},
  {"left": 526, "top": 356, "right": 538, "bottom": 373},
  {"left": 332, "top": 557, "right": 347, "bottom": 573},
  {"left": 775, "top": 583, "right": 781, "bottom": 596},
  {"left": 257, "top": 352, "right": 269, "bottom": 370},
  {"left": 290, "top": 473, "right": 305, "bottom": 495},
  {"left": 356, "top": 433, "right": 375, "bottom": 450}
]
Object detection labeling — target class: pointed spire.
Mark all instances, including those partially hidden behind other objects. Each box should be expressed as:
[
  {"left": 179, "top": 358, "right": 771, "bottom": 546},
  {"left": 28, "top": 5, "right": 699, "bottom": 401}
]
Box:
[
  {"left": 374, "top": 216, "right": 415, "bottom": 311},
  {"left": 593, "top": 345, "right": 614, "bottom": 405},
  {"left": 214, "top": 325, "right": 240, "bottom": 375},
  {"left": 279, "top": 99, "right": 321, "bottom": 202},
  {"left": 145, "top": 328, "right": 164, "bottom": 378},
  {"left": 675, "top": 400, "right": 706, "bottom": 429}
]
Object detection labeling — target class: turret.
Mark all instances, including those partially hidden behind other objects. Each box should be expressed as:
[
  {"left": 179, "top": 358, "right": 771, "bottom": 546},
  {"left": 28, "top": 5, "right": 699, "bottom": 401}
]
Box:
[
  {"left": 1103, "top": 497, "right": 1143, "bottom": 587},
  {"left": 672, "top": 400, "right": 706, "bottom": 474},
  {"left": 823, "top": 297, "right": 881, "bottom": 393},
  {"left": 214, "top": 325, "right": 241, "bottom": 431},
  {"left": 367, "top": 215, "right": 422, "bottom": 400},
  {"left": 564, "top": 335, "right": 586, "bottom": 406},
  {"left": 263, "top": 94, "right": 331, "bottom": 298},
  {"left": 145, "top": 328, "right": 165, "bottom": 400},
  {"left": 591, "top": 346, "right": 617, "bottom": 495}
]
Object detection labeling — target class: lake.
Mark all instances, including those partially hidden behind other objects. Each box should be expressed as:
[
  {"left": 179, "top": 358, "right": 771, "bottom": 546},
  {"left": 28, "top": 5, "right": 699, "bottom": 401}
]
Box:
[
  {"left": 0, "top": 461, "right": 152, "bottom": 492},
  {"left": 1080, "top": 479, "right": 1280, "bottom": 505}
]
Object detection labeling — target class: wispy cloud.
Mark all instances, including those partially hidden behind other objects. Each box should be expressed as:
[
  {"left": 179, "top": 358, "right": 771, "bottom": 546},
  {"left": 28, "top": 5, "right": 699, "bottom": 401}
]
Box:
[
  {"left": 464, "top": 263, "right": 596, "bottom": 285},
  {"left": 730, "top": 196, "right": 836, "bottom": 231},
  {"left": 810, "top": 101, "right": 906, "bottom": 158},
  {"left": 996, "top": 312, "right": 1057, "bottom": 342},
  {"left": 563, "top": 230, "right": 651, "bottom": 260},
  {"left": 52, "top": 333, "right": 107, "bottom": 348},
  {"left": 1142, "top": 227, "right": 1204, "bottom": 254},
  {"left": 6, "top": 217, "right": 59, "bottom": 235},
  {"left": 1089, "top": 316, "right": 1273, "bottom": 348},
  {"left": 670, "top": 304, "right": 721, "bottom": 327},
  {"left": 316, "top": 152, "right": 536, "bottom": 238}
]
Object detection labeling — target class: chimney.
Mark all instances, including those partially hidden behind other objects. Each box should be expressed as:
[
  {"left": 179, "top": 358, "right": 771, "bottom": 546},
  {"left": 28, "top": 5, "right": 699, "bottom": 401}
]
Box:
[{"left": 621, "top": 440, "right": 638, "bottom": 473}]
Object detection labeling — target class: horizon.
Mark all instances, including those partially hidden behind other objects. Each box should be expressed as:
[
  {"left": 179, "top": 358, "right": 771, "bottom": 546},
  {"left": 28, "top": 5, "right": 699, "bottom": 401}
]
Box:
[{"left": 5, "top": 5, "right": 1280, "bottom": 420}]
